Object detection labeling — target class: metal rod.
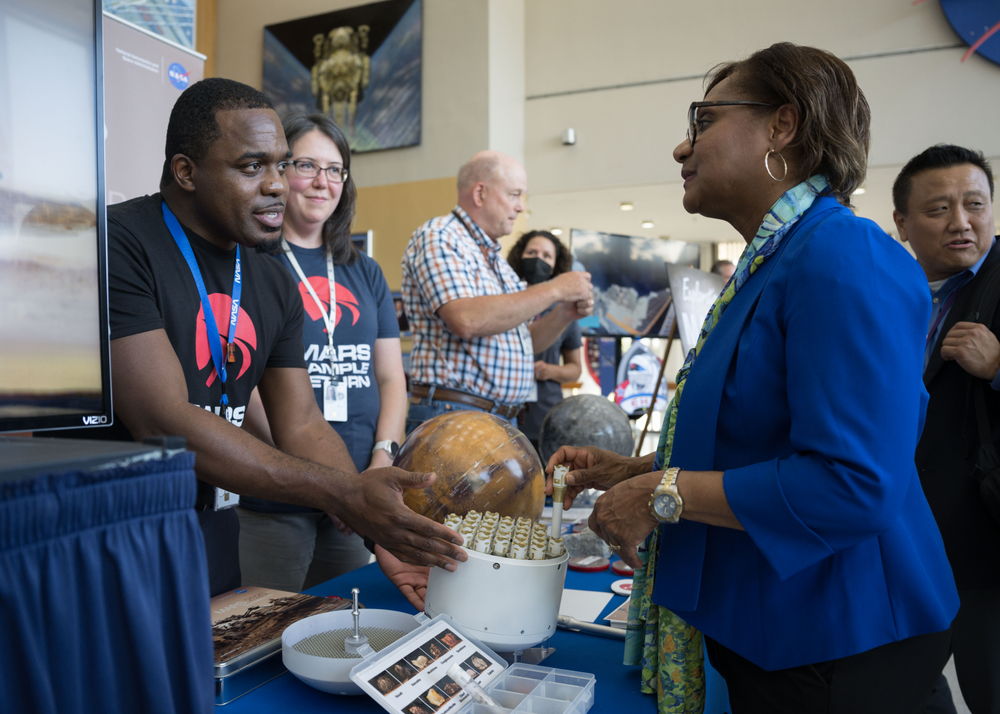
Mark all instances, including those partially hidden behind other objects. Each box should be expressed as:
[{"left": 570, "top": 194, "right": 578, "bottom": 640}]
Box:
[{"left": 634, "top": 317, "right": 677, "bottom": 457}]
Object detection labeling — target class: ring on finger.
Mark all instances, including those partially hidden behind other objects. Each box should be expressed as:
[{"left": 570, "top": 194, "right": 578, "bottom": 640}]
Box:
[{"left": 608, "top": 543, "right": 622, "bottom": 551}]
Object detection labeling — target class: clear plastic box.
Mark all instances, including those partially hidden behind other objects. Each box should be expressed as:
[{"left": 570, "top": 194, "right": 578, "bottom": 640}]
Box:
[
  {"left": 348, "top": 613, "right": 595, "bottom": 714},
  {"left": 468, "top": 663, "right": 595, "bottom": 714}
]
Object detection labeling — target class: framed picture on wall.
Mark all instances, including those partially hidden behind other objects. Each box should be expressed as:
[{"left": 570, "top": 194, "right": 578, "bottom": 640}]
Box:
[{"left": 263, "top": 0, "right": 422, "bottom": 153}]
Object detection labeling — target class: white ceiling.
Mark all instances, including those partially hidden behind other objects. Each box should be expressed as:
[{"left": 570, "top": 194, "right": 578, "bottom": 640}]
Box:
[{"left": 523, "top": 160, "right": 1000, "bottom": 247}]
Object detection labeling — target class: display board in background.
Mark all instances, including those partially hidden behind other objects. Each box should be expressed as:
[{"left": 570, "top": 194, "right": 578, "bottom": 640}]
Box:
[
  {"left": 570, "top": 228, "right": 699, "bottom": 337},
  {"left": 0, "top": 0, "right": 112, "bottom": 432},
  {"left": 665, "top": 264, "right": 725, "bottom": 356},
  {"left": 103, "top": 11, "right": 205, "bottom": 205}
]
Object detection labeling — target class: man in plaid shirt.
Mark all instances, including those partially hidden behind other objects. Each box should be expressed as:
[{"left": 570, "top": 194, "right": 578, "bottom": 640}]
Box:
[{"left": 402, "top": 151, "right": 593, "bottom": 434}]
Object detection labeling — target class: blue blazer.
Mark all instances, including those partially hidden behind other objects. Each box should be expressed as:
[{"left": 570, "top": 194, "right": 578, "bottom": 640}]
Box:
[{"left": 654, "top": 196, "right": 959, "bottom": 671}]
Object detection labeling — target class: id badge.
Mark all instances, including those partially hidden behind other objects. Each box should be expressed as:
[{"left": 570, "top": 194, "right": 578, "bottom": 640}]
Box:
[
  {"left": 517, "top": 323, "right": 533, "bottom": 355},
  {"left": 323, "top": 376, "right": 348, "bottom": 422}
]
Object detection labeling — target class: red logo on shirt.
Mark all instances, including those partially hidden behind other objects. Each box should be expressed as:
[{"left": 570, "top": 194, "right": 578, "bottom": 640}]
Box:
[
  {"left": 195, "top": 293, "right": 258, "bottom": 386},
  {"left": 298, "top": 276, "right": 360, "bottom": 329}
]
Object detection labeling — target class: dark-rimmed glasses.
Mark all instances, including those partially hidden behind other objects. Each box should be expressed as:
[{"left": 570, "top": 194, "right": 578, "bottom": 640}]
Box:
[
  {"left": 290, "top": 160, "right": 349, "bottom": 183},
  {"left": 687, "top": 101, "right": 778, "bottom": 146}
]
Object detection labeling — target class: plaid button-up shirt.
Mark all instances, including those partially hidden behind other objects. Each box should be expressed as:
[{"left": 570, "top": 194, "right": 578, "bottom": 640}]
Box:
[{"left": 402, "top": 206, "right": 534, "bottom": 405}]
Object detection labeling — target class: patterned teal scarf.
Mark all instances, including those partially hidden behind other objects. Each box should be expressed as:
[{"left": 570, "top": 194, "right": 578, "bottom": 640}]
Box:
[{"left": 624, "top": 175, "right": 831, "bottom": 713}]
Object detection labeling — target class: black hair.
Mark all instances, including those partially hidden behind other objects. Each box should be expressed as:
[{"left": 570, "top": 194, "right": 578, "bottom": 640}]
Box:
[
  {"left": 160, "top": 78, "right": 274, "bottom": 189},
  {"left": 706, "top": 42, "right": 870, "bottom": 207},
  {"left": 507, "top": 230, "right": 573, "bottom": 278},
  {"left": 282, "top": 113, "right": 359, "bottom": 265},
  {"left": 892, "top": 144, "right": 995, "bottom": 215}
]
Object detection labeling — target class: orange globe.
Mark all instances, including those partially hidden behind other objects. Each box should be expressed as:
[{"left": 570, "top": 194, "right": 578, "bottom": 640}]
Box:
[{"left": 395, "top": 410, "right": 545, "bottom": 523}]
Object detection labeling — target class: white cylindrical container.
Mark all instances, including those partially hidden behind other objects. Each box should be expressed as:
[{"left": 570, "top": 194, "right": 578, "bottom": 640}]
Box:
[{"left": 424, "top": 546, "right": 569, "bottom": 652}]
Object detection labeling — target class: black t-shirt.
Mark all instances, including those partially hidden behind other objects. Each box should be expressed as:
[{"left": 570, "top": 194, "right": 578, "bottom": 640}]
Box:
[{"left": 60, "top": 193, "right": 304, "bottom": 442}]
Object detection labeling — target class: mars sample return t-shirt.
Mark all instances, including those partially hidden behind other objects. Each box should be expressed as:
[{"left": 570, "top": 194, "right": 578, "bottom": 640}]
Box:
[
  {"left": 86, "top": 193, "right": 305, "bottom": 442},
  {"left": 240, "top": 242, "right": 399, "bottom": 515}
]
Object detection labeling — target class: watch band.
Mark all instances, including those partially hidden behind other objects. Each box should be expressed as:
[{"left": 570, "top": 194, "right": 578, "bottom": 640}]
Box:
[{"left": 372, "top": 440, "right": 398, "bottom": 456}]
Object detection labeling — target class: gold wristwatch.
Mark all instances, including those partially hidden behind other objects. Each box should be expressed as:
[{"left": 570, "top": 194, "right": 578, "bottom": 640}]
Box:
[{"left": 649, "top": 467, "right": 683, "bottom": 524}]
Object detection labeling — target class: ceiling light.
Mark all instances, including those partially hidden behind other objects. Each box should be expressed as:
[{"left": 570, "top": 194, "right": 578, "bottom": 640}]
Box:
[
  {"left": 620, "top": 202, "right": 634, "bottom": 211},
  {"left": 641, "top": 221, "right": 654, "bottom": 229},
  {"left": 853, "top": 187, "right": 866, "bottom": 195},
  {"left": 550, "top": 228, "right": 563, "bottom": 236}
]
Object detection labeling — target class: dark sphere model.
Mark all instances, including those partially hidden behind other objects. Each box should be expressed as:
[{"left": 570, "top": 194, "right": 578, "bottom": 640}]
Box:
[
  {"left": 538, "top": 394, "right": 635, "bottom": 465},
  {"left": 395, "top": 411, "right": 545, "bottom": 523}
]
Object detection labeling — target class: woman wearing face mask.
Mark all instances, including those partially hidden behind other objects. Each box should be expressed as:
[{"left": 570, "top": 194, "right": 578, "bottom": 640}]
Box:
[
  {"left": 236, "top": 113, "right": 407, "bottom": 593},
  {"left": 507, "top": 231, "right": 582, "bottom": 455}
]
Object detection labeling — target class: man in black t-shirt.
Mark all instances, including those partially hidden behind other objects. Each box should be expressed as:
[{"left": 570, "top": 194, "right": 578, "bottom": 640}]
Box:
[{"left": 55, "top": 79, "right": 464, "bottom": 598}]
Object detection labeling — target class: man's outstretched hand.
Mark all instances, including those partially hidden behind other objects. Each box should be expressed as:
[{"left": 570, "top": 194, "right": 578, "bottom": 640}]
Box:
[{"left": 341, "top": 467, "right": 468, "bottom": 571}]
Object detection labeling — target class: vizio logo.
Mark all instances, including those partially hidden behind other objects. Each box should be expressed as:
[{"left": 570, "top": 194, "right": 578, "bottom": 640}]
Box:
[
  {"left": 168, "top": 62, "right": 190, "bottom": 90},
  {"left": 82, "top": 415, "right": 108, "bottom": 425}
]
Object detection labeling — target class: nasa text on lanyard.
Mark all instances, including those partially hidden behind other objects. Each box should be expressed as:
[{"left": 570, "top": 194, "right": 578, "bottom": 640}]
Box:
[
  {"left": 281, "top": 240, "right": 348, "bottom": 422},
  {"left": 161, "top": 201, "right": 242, "bottom": 408}
]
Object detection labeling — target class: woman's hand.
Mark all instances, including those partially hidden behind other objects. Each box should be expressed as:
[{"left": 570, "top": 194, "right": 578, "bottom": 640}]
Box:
[
  {"left": 588, "top": 472, "right": 662, "bottom": 569},
  {"left": 544, "top": 445, "right": 653, "bottom": 509},
  {"left": 369, "top": 448, "right": 395, "bottom": 470},
  {"left": 374, "top": 545, "right": 430, "bottom": 612}
]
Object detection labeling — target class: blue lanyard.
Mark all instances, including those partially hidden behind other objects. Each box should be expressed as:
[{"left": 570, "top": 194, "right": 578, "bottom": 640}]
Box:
[{"left": 161, "top": 201, "right": 242, "bottom": 406}]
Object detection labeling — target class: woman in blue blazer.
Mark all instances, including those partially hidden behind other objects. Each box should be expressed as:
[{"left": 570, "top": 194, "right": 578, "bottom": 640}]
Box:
[{"left": 547, "top": 43, "right": 959, "bottom": 714}]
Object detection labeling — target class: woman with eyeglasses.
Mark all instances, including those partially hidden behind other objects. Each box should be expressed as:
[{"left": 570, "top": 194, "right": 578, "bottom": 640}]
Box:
[
  {"left": 236, "top": 112, "right": 407, "bottom": 592},
  {"left": 545, "top": 43, "right": 958, "bottom": 713}
]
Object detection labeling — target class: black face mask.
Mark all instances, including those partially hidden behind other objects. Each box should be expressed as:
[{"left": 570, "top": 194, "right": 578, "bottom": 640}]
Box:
[{"left": 520, "top": 257, "right": 553, "bottom": 285}]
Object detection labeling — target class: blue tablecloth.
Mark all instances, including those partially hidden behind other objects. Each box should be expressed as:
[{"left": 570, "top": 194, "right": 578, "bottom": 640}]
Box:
[{"left": 224, "top": 561, "right": 730, "bottom": 713}]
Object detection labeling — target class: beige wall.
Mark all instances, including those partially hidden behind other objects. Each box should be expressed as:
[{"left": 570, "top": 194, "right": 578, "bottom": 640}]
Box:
[
  {"left": 523, "top": 0, "right": 1000, "bottom": 195},
  {"left": 355, "top": 177, "right": 456, "bottom": 291}
]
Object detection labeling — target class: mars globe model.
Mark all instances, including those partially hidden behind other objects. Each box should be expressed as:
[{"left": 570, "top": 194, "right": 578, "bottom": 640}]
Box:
[
  {"left": 395, "top": 411, "right": 544, "bottom": 523},
  {"left": 538, "top": 394, "right": 635, "bottom": 465}
]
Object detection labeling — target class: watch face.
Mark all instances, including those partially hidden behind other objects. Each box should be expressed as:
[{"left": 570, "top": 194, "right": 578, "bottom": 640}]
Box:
[
  {"left": 653, "top": 493, "right": 680, "bottom": 522},
  {"left": 388, "top": 442, "right": 399, "bottom": 458}
]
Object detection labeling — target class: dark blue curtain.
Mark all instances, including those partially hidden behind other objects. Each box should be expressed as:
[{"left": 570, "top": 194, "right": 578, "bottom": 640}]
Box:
[{"left": 0, "top": 451, "right": 213, "bottom": 713}]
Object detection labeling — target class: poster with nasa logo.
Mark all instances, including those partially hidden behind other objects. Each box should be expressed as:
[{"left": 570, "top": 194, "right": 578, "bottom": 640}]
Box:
[{"left": 102, "top": 12, "right": 205, "bottom": 205}]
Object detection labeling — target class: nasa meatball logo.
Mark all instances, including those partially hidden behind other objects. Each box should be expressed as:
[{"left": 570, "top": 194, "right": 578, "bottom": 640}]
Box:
[{"left": 168, "top": 62, "right": 190, "bottom": 90}]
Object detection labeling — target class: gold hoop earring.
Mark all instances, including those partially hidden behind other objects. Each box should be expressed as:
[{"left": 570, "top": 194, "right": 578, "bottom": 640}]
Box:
[{"left": 765, "top": 150, "right": 787, "bottom": 182}]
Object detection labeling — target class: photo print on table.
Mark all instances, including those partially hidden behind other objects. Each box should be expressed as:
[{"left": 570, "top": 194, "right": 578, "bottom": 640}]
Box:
[
  {"left": 435, "top": 674, "right": 462, "bottom": 698},
  {"left": 406, "top": 646, "right": 432, "bottom": 671},
  {"left": 424, "top": 638, "right": 448, "bottom": 660},
  {"left": 403, "top": 698, "right": 434, "bottom": 714},
  {"left": 469, "top": 653, "right": 490, "bottom": 673},
  {"left": 423, "top": 685, "right": 448, "bottom": 710},
  {"left": 390, "top": 658, "right": 419, "bottom": 683},
  {"left": 459, "top": 657, "right": 481, "bottom": 679},
  {"left": 369, "top": 670, "right": 401, "bottom": 696}
]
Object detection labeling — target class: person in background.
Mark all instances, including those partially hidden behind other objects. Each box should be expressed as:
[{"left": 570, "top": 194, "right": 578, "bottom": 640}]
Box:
[
  {"left": 506, "top": 230, "right": 582, "bottom": 455},
  {"left": 892, "top": 144, "right": 1000, "bottom": 714},
  {"left": 710, "top": 259, "right": 736, "bottom": 282},
  {"left": 238, "top": 113, "right": 408, "bottom": 592},
  {"left": 546, "top": 42, "right": 958, "bottom": 713},
  {"left": 401, "top": 151, "right": 593, "bottom": 434}
]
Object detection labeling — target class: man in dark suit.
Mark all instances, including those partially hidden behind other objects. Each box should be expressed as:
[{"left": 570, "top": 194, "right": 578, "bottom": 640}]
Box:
[{"left": 893, "top": 144, "right": 1000, "bottom": 714}]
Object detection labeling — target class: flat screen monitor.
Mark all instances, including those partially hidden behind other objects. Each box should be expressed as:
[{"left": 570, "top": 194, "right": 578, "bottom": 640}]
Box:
[
  {"left": 570, "top": 229, "right": 700, "bottom": 337},
  {"left": 0, "top": 0, "right": 112, "bottom": 432}
]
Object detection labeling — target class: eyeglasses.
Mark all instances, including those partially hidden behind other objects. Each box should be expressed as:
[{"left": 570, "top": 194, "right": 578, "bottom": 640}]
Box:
[
  {"left": 290, "top": 160, "right": 349, "bottom": 183},
  {"left": 687, "top": 100, "right": 778, "bottom": 146}
]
